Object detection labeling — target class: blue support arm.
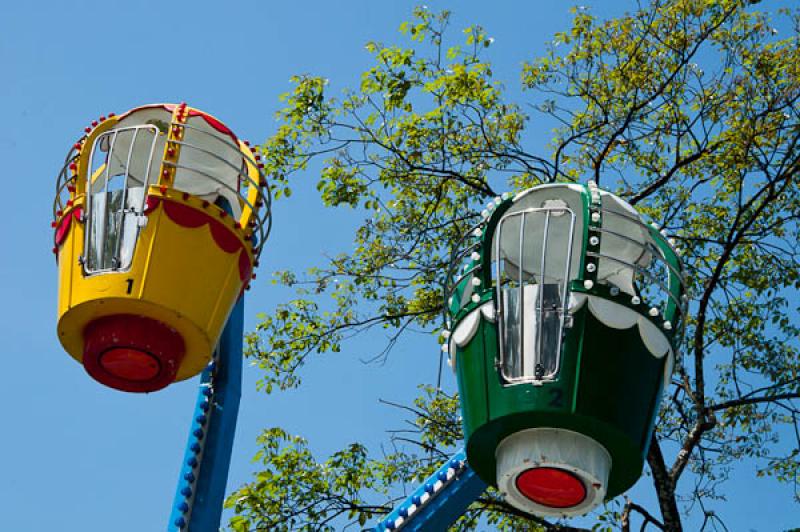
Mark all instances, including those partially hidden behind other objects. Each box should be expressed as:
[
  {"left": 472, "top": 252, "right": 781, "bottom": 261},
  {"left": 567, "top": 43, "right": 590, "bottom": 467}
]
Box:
[
  {"left": 168, "top": 298, "right": 244, "bottom": 531},
  {"left": 375, "top": 450, "right": 487, "bottom": 531}
]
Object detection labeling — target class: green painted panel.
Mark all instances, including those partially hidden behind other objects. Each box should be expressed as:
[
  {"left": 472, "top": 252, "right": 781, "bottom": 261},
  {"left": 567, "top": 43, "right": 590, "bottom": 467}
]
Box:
[
  {"left": 574, "top": 310, "right": 665, "bottom": 452},
  {"left": 456, "top": 306, "right": 668, "bottom": 498},
  {"left": 454, "top": 320, "right": 490, "bottom": 439}
]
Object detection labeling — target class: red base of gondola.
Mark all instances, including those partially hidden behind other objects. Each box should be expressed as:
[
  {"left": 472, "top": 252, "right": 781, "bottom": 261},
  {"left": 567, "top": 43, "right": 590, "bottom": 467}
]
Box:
[{"left": 82, "top": 314, "right": 185, "bottom": 393}]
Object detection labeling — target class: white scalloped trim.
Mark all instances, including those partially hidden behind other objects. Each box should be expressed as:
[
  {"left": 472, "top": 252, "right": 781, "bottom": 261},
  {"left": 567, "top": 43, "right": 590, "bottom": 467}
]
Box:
[
  {"left": 587, "top": 296, "right": 638, "bottom": 329},
  {"left": 453, "top": 307, "right": 482, "bottom": 347},
  {"left": 569, "top": 292, "right": 588, "bottom": 312},
  {"left": 480, "top": 301, "right": 496, "bottom": 322},
  {"left": 637, "top": 315, "right": 671, "bottom": 359},
  {"left": 583, "top": 295, "right": 672, "bottom": 360},
  {"left": 663, "top": 350, "right": 675, "bottom": 389},
  {"left": 451, "top": 292, "right": 673, "bottom": 363}
]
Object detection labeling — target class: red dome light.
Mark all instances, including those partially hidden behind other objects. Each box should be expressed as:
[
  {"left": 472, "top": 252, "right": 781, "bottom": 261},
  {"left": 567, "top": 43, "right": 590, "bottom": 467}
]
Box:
[
  {"left": 515, "top": 467, "right": 587, "bottom": 509},
  {"left": 100, "top": 348, "right": 161, "bottom": 381}
]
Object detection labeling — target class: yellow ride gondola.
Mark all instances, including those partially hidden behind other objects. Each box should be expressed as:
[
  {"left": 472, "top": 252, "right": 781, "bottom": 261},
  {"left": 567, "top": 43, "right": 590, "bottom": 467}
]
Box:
[{"left": 52, "top": 103, "right": 271, "bottom": 393}]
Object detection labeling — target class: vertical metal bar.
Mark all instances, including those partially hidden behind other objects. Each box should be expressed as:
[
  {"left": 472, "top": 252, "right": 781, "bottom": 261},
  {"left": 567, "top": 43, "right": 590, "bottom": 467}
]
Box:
[
  {"left": 113, "top": 129, "right": 139, "bottom": 266},
  {"left": 561, "top": 212, "right": 576, "bottom": 314},
  {"left": 536, "top": 212, "right": 551, "bottom": 378},
  {"left": 168, "top": 298, "right": 244, "bottom": 531},
  {"left": 100, "top": 130, "right": 118, "bottom": 270},
  {"left": 517, "top": 212, "right": 526, "bottom": 377},
  {"left": 84, "top": 130, "right": 117, "bottom": 271},
  {"left": 551, "top": 211, "right": 576, "bottom": 379},
  {"left": 102, "top": 130, "right": 118, "bottom": 198},
  {"left": 83, "top": 139, "right": 97, "bottom": 269},
  {"left": 495, "top": 218, "right": 505, "bottom": 370},
  {"left": 139, "top": 126, "right": 159, "bottom": 213}
]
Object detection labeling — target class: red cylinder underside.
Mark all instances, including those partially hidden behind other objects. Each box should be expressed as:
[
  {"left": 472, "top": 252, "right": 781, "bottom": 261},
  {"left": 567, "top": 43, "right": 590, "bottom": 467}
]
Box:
[
  {"left": 83, "top": 314, "right": 185, "bottom": 393},
  {"left": 515, "top": 467, "right": 587, "bottom": 509}
]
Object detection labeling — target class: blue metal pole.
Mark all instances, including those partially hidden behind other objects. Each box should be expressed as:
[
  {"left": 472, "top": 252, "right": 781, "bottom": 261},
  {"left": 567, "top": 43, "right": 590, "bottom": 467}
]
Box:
[
  {"left": 168, "top": 297, "right": 244, "bottom": 531},
  {"left": 374, "top": 449, "right": 488, "bottom": 531}
]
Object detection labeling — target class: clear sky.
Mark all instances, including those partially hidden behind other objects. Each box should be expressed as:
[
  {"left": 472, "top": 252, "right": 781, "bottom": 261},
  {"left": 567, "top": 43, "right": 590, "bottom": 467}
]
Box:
[{"left": 0, "top": 1, "right": 796, "bottom": 531}]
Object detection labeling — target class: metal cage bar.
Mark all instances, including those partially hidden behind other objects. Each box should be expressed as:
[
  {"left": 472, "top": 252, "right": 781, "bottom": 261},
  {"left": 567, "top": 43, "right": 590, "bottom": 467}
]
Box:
[
  {"left": 442, "top": 219, "right": 485, "bottom": 330},
  {"left": 167, "top": 121, "right": 273, "bottom": 258},
  {"left": 584, "top": 251, "right": 687, "bottom": 318}
]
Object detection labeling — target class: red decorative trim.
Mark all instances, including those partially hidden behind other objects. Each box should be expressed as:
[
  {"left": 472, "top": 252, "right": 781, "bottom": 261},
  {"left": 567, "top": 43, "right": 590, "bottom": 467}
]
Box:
[
  {"left": 208, "top": 218, "right": 241, "bottom": 253},
  {"left": 238, "top": 249, "right": 252, "bottom": 282},
  {"left": 186, "top": 109, "right": 235, "bottom": 138},
  {"left": 163, "top": 199, "right": 210, "bottom": 228},
  {"left": 145, "top": 196, "right": 252, "bottom": 268},
  {"left": 145, "top": 195, "right": 161, "bottom": 213},
  {"left": 54, "top": 207, "right": 83, "bottom": 246}
]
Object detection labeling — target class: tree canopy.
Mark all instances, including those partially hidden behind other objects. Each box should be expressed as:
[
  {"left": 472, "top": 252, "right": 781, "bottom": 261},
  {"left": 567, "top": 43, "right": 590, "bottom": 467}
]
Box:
[{"left": 226, "top": 1, "right": 800, "bottom": 530}]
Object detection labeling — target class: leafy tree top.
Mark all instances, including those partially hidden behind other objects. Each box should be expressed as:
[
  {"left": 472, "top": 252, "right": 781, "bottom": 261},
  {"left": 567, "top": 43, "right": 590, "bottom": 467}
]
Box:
[{"left": 228, "top": 2, "right": 799, "bottom": 530}]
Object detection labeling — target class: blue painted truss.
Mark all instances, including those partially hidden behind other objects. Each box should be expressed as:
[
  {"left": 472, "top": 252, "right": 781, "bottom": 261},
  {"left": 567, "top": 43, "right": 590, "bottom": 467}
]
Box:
[
  {"left": 168, "top": 298, "right": 244, "bottom": 531},
  {"left": 375, "top": 449, "right": 487, "bottom": 531}
]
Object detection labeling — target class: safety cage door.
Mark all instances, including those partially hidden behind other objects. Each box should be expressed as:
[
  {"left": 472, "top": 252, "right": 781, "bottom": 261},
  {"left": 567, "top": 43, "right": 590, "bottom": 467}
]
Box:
[
  {"left": 494, "top": 206, "right": 576, "bottom": 384},
  {"left": 84, "top": 125, "right": 160, "bottom": 274}
]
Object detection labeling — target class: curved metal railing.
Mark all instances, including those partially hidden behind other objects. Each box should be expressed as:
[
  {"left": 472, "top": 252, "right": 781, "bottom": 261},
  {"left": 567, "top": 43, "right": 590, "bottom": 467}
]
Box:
[{"left": 52, "top": 122, "right": 273, "bottom": 262}]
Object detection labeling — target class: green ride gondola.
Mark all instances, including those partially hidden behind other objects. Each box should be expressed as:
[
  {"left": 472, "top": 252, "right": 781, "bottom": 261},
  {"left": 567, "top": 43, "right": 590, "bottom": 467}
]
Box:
[{"left": 443, "top": 181, "right": 686, "bottom": 517}]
